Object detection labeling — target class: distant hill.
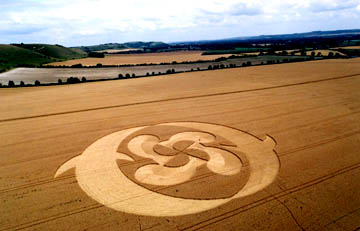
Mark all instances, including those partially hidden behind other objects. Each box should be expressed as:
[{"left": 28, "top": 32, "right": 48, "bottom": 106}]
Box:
[
  {"left": 12, "top": 43, "right": 87, "bottom": 59},
  {"left": 75, "top": 41, "right": 169, "bottom": 52},
  {"left": 0, "top": 44, "right": 87, "bottom": 73},
  {"left": 172, "top": 29, "right": 360, "bottom": 45},
  {"left": 227, "top": 29, "right": 360, "bottom": 42},
  {"left": 0, "top": 45, "right": 52, "bottom": 72}
]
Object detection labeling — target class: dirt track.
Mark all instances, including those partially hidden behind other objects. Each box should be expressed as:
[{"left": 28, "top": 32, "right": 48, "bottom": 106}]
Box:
[{"left": 1, "top": 59, "right": 360, "bottom": 230}]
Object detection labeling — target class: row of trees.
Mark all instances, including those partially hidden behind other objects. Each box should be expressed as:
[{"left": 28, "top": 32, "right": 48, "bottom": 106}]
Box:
[
  {"left": 4, "top": 77, "right": 88, "bottom": 87},
  {"left": 208, "top": 63, "right": 238, "bottom": 70},
  {"left": 118, "top": 69, "right": 177, "bottom": 79},
  {"left": 6, "top": 80, "right": 41, "bottom": 87}
]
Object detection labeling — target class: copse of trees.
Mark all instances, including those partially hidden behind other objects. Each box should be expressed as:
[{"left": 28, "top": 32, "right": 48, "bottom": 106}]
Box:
[
  {"left": 242, "top": 61, "right": 252, "bottom": 67},
  {"left": 35, "top": 80, "right": 41, "bottom": 86},
  {"left": 8, "top": 80, "right": 15, "bottom": 87},
  {"left": 66, "top": 77, "right": 81, "bottom": 84},
  {"left": 88, "top": 52, "right": 105, "bottom": 58},
  {"left": 166, "top": 69, "right": 176, "bottom": 74}
]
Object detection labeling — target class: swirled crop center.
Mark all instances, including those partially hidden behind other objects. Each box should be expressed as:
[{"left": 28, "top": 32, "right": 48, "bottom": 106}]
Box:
[{"left": 117, "top": 125, "right": 250, "bottom": 200}]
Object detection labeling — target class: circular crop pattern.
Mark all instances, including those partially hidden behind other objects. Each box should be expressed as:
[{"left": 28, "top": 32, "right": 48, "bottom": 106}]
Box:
[{"left": 55, "top": 122, "right": 280, "bottom": 216}]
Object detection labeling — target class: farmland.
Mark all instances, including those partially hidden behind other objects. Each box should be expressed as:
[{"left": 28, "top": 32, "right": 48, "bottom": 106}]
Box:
[
  {"left": 95, "top": 48, "right": 142, "bottom": 53},
  {"left": 0, "top": 55, "right": 304, "bottom": 85},
  {"left": 336, "top": 46, "right": 360, "bottom": 49},
  {"left": 1, "top": 58, "right": 360, "bottom": 230},
  {"left": 46, "top": 51, "right": 233, "bottom": 66}
]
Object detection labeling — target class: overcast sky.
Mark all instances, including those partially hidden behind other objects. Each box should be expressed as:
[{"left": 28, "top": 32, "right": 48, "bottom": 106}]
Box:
[{"left": 0, "top": 0, "right": 359, "bottom": 46}]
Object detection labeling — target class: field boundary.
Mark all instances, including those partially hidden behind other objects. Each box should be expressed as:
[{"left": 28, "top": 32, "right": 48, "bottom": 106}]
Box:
[{"left": 1, "top": 73, "right": 359, "bottom": 123}]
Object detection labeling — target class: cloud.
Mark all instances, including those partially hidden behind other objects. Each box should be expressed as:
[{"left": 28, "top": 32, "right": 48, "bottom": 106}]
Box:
[
  {"left": 309, "top": 0, "right": 359, "bottom": 12},
  {"left": 0, "top": 0, "right": 359, "bottom": 46}
]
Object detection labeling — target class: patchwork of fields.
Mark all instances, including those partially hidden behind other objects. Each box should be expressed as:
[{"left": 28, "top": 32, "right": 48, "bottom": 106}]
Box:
[
  {"left": 1, "top": 58, "right": 360, "bottom": 230},
  {"left": 46, "top": 51, "right": 233, "bottom": 66},
  {"left": 0, "top": 55, "right": 302, "bottom": 85}
]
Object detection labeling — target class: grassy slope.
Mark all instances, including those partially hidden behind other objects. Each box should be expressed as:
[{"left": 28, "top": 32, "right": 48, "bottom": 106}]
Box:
[
  {"left": 13, "top": 44, "right": 87, "bottom": 59},
  {"left": 0, "top": 44, "right": 87, "bottom": 73},
  {"left": 0, "top": 45, "right": 53, "bottom": 72}
]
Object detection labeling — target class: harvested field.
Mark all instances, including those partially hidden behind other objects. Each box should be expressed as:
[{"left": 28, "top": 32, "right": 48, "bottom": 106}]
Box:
[
  {"left": 46, "top": 51, "right": 232, "bottom": 66},
  {"left": 95, "top": 48, "right": 142, "bottom": 53},
  {"left": 335, "top": 46, "right": 360, "bottom": 49},
  {"left": 1, "top": 58, "right": 360, "bottom": 230},
  {"left": 0, "top": 56, "right": 301, "bottom": 85}
]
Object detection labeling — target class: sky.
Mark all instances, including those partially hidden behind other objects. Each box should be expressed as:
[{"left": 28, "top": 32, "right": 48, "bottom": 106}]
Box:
[{"left": 0, "top": 0, "right": 359, "bottom": 46}]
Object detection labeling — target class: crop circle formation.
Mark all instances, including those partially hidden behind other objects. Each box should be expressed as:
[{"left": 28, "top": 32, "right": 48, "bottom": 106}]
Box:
[{"left": 55, "top": 122, "right": 280, "bottom": 216}]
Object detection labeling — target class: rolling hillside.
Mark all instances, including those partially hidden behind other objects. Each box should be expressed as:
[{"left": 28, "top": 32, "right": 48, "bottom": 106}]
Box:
[
  {"left": 75, "top": 41, "right": 169, "bottom": 52},
  {"left": 0, "top": 45, "right": 53, "bottom": 72},
  {"left": 12, "top": 43, "right": 87, "bottom": 59},
  {"left": 0, "top": 44, "right": 87, "bottom": 73}
]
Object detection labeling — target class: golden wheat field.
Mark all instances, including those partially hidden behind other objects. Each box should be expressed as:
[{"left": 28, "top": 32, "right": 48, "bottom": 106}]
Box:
[
  {"left": 1, "top": 58, "right": 360, "bottom": 230},
  {"left": 336, "top": 46, "right": 360, "bottom": 49},
  {"left": 95, "top": 48, "right": 142, "bottom": 53},
  {"left": 47, "top": 51, "right": 232, "bottom": 66}
]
